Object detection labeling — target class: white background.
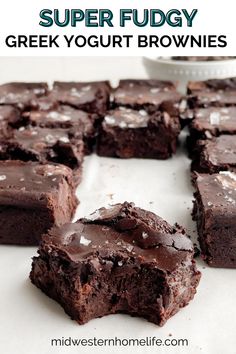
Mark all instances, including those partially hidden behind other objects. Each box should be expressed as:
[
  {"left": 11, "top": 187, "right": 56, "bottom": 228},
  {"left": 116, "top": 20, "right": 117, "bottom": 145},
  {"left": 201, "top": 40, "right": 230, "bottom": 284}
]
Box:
[
  {"left": 0, "top": 57, "right": 236, "bottom": 354},
  {"left": 0, "top": 0, "right": 236, "bottom": 55}
]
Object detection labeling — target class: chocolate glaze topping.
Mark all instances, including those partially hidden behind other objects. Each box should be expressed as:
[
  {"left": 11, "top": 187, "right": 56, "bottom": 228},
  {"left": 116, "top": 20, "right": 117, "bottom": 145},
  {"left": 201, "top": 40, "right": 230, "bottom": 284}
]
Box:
[
  {"left": 43, "top": 202, "right": 193, "bottom": 272},
  {"left": 0, "top": 82, "right": 48, "bottom": 109},
  {"left": 113, "top": 80, "right": 181, "bottom": 107},
  {"left": 0, "top": 160, "right": 73, "bottom": 207}
]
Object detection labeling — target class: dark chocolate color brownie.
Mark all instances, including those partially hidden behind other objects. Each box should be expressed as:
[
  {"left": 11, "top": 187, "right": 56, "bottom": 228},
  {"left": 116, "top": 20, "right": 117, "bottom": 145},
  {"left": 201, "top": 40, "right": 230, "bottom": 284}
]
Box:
[
  {"left": 0, "top": 82, "right": 48, "bottom": 110},
  {"left": 0, "top": 161, "right": 77, "bottom": 245},
  {"left": 0, "top": 126, "right": 84, "bottom": 174},
  {"left": 50, "top": 81, "right": 111, "bottom": 116},
  {"left": 23, "top": 105, "right": 97, "bottom": 154},
  {"left": 30, "top": 202, "right": 201, "bottom": 326},
  {"left": 191, "top": 135, "right": 236, "bottom": 173},
  {"left": 112, "top": 79, "right": 182, "bottom": 116},
  {"left": 187, "top": 77, "right": 236, "bottom": 108},
  {"left": 193, "top": 172, "right": 236, "bottom": 267},
  {"left": 187, "top": 106, "right": 236, "bottom": 153},
  {"left": 97, "top": 107, "right": 181, "bottom": 159}
]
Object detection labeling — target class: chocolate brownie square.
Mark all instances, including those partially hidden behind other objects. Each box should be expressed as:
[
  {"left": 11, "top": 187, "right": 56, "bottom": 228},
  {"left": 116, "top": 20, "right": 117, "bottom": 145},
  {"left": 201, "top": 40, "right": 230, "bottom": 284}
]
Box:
[
  {"left": 187, "top": 78, "right": 236, "bottom": 108},
  {"left": 50, "top": 81, "right": 111, "bottom": 116},
  {"left": 23, "top": 105, "right": 97, "bottom": 154},
  {"left": 112, "top": 79, "right": 182, "bottom": 115},
  {"left": 193, "top": 172, "right": 236, "bottom": 267},
  {"left": 30, "top": 202, "right": 201, "bottom": 326},
  {"left": 0, "top": 161, "right": 78, "bottom": 245},
  {"left": 0, "top": 126, "right": 84, "bottom": 184},
  {"left": 187, "top": 106, "right": 236, "bottom": 153},
  {"left": 97, "top": 107, "right": 181, "bottom": 159},
  {"left": 191, "top": 135, "right": 236, "bottom": 173},
  {"left": 0, "top": 82, "right": 48, "bottom": 110}
]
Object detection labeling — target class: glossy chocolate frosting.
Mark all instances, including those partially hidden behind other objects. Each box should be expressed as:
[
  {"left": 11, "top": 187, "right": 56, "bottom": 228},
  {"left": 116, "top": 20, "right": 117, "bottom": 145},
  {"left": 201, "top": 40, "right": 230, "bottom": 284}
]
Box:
[
  {"left": 42, "top": 202, "right": 194, "bottom": 272},
  {"left": 113, "top": 80, "right": 182, "bottom": 107}
]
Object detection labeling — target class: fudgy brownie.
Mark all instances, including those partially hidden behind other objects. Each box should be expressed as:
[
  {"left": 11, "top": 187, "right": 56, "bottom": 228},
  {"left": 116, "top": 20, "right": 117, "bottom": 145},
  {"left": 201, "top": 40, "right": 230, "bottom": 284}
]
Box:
[
  {"left": 191, "top": 135, "right": 236, "bottom": 173},
  {"left": 23, "top": 105, "right": 97, "bottom": 154},
  {"left": 187, "top": 77, "right": 236, "bottom": 108},
  {"left": 0, "top": 82, "right": 48, "bottom": 110},
  {"left": 0, "top": 126, "right": 84, "bottom": 184},
  {"left": 187, "top": 106, "right": 236, "bottom": 152},
  {"left": 0, "top": 160, "right": 77, "bottom": 245},
  {"left": 50, "top": 81, "right": 111, "bottom": 116},
  {"left": 30, "top": 202, "right": 201, "bottom": 326},
  {"left": 112, "top": 79, "right": 182, "bottom": 116},
  {"left": 0, "top": 105, "right": 20, "bottom": 135},
  {"left": 97, "top": 107, "right": 181, "bottom": 159},
  {"left": 193, "top": 172, "right": 236, "bottom": 267}
]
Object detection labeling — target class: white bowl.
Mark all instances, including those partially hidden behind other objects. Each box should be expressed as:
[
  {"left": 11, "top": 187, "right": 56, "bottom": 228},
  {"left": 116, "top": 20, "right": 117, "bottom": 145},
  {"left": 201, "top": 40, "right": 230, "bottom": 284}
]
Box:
[{"left": 143, "top": 57, "right": 236, "bottom": 92}]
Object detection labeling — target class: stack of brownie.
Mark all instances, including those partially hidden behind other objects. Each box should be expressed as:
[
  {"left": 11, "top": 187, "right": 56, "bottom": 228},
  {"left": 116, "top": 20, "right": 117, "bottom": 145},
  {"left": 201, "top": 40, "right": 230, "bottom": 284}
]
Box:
[
  {"left": 0, "top": 79, "right": 202, "bottom": 326},
  {"left": 0, "top": 81, "right": 111, "bottom": 245},
  {"left": 185, "top": 77, "right": 236, "bottom": 268},
  {"left": 0, "top": 80, "right": 184, "bottom": 247}
]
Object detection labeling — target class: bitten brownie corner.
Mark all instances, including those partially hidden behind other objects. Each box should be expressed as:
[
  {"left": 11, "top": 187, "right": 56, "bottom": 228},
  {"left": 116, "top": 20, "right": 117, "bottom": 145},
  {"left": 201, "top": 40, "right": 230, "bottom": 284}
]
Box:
[{"left": 30, "top": 202, "right": 201, "bottom": 326}]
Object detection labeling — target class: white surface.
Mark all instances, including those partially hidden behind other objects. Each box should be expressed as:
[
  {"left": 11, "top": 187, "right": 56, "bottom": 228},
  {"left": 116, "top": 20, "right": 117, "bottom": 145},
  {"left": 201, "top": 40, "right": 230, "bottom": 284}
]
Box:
[{"left": 0, "top": 57, "right": 236, "bottom": 354}]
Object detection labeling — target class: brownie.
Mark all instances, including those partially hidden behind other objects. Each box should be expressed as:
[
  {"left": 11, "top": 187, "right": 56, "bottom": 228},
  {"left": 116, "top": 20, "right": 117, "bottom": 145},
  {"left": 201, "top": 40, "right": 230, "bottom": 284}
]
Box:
[
  {"left": 191, "top": 135, "right": 236, "bottom": 173},
  {"left": 0, "top": 160, "right": 78, "bottom": 245},
  {"left": 0, "top": 105, "right": 20, "bottom": 135},
  {"left": 50, "top": 81, "right": 111, "bottom": 116},
  {"left": 112, "top": 79, "right": 182, "bottom": 116},
  {"left": 30, "top": 202, "right": 201, "bottom": 326},
  {"left": 0, "top": 126, "right": 84, "bottom": 185},
  {"left": 23, "top": 105, "right": 97, "bottom": 154},
  {"left": 193, "top": 172, "right": 236, "bottom": 267},
  {"left": 0, "top": 82, "right": 48, "bottom": 110},
  {"left": 187, "top": 78, "right": 236, "bottom": 108},
  {"left": 187, "top": 106, "right": 236, "bottom": 152},
  {"left": 97, "top": 107, "right": 181, "bottom": 159}
]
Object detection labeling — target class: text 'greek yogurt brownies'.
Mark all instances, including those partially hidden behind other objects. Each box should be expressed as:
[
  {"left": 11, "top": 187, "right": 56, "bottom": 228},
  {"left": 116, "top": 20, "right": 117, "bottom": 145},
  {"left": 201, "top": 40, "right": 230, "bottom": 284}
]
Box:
[
  {"left": 193, "top": 172, "right": 236, "bottom": 268},
  {"left": 30, "top": 202, "right": 201, "bottom": 326},
  {"left": 0, "top": 161, "right": 78, "bottom": 245}
]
